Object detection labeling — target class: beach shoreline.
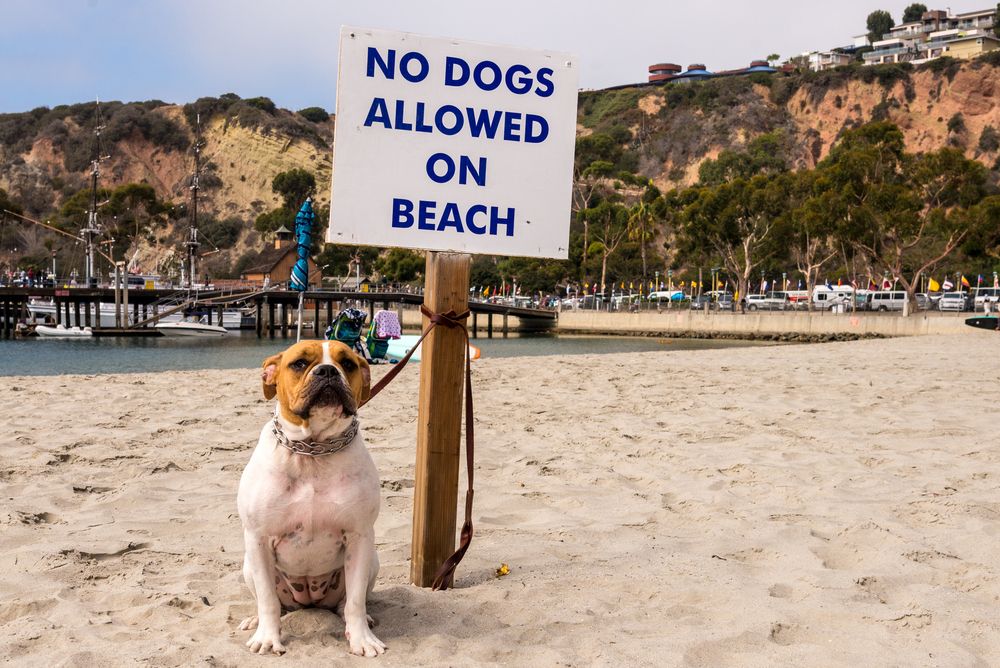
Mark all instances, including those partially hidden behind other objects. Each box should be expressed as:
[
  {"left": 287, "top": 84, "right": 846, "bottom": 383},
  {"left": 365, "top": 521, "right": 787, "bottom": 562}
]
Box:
[{"left": 2, "top": 334, "right": 998, "bottom": 666}]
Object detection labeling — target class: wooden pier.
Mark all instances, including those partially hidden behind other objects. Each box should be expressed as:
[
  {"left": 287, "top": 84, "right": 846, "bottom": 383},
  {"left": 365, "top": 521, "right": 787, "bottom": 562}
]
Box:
[
  {"left": 0, "top": 287, "right": 557, "bottom": 339},
  {"left": 248, "top": 291, "right": 556, "bottom": 339}
]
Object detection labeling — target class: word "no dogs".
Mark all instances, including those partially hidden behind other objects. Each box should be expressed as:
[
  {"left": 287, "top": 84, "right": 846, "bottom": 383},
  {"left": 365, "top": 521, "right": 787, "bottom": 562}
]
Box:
[{"left": 329, "top": 27, "right": 577, "bottom": 258}]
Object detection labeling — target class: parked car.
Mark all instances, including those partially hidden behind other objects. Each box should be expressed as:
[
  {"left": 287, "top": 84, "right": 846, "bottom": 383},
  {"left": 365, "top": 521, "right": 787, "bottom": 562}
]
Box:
[
  {"left": 938, "top": 291, "right": 969, "bottom": 312},
  {"left": 865, "top": 291, "right": 908, "bottom": 312},
  {"left": 972, "top": 287, "right": 1000, "bottom": 311},
  {"left": 745, "top": 292, "right": 789, "bottom": 311},
  {"left": 690, "top": 294, "right": 712, "bottom": 310}
]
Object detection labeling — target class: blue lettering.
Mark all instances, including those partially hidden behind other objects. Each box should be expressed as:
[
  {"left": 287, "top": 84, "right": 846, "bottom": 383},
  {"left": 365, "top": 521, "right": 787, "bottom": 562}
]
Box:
[
  {"left": 474, "top": 60, "right": 502, "bottom": 91},
  {"left": 438, "top": 203, "right": 464, "bottom": 232},
  {"left": 435, "top": 105, "right": 463, "bottom": 135},
  {"left": 444, "top": 56, "right": 470, "bottom": 87},
  {"left": 459, "top": 155, "right": 487, "bottom": 186},
  {"left": 363, "top": 98, "right": 391, "bottom": 128},
  {"left": 426, "top": 153, "right": 455, "bottom": 184},
  {"left": 466, "top": 204, "right": 487, "bottom": 234},
  {"left": 490, "top": 207, "right": 515, "bottom": 236},
  {"left": 503, "top": 112, "right": 522, "bottom": 141},
  {"left": 505, "top": 64, "right": 533, "bottom": 94},
  {"left": 466, "top": 108, "right": 502, "bottom": 139},
  {"left": 414, "top": 102, "right": 432, "bottom": 133},
  {"left": 535, "top": 68, "right": 554, "bottom": 97},
  {"left": 391, "top": 198, "right": 414, "bottom": 228},
  {"left": 399, "top": 51, "right": 429, "bottom": 83},
  {"left": 524, "top": 114, "right": 549, "bottom": 144},
  {"left": 366, "top": 48, "right": 395, "bottom": 79},
  {"left": 418, "top": 201, "right": 436, "bottom": 230},
  {"left": 393, "top": 100, "right": 412, "bottom": 131}
]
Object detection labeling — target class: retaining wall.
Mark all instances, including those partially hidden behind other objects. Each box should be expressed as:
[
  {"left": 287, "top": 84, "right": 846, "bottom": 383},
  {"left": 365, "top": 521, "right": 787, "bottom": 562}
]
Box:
[{"left": 556, "top": 309, "right": 979, "bottom": 337}]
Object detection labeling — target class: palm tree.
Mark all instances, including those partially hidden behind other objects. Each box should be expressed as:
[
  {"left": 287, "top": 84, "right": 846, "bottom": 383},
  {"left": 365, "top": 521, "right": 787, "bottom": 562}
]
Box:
[{"left": 627, "top": 199, "right": 656, "bottom": 280}]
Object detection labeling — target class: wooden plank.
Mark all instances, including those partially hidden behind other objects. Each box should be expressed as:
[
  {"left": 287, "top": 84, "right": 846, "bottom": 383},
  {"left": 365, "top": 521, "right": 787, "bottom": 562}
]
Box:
[{"left": 411, "top": 252, "right": 471, "bottom": 587}]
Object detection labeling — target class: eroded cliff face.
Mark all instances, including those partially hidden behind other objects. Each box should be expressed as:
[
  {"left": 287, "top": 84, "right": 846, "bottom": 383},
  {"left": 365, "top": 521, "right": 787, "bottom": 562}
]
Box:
[
  {"left": 2, "top": 104, "right": 332, "bottom": 219},
  {"left": 787, "top": 64, "right": 1000, "bottom": 166},
  {"left": 2, "top": 61, "right": 998, "bottom": 273},
  {"left": 0, "top": 102, "right": 333, "bottom": 272},
  {"left": 588, "top": 60, "right": 1000, "bottom": 193}
]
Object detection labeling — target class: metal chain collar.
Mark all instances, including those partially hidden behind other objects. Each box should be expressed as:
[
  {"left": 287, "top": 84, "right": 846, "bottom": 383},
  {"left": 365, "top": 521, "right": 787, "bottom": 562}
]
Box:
[{"left": 272, "top": 415, "right": 359, "bottom": 457}]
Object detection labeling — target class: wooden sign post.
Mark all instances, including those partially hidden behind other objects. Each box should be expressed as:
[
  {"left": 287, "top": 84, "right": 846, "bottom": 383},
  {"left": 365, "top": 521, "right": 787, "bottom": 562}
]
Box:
[{"left": 410, "top": 251, "right": 471, "bottom": 586}]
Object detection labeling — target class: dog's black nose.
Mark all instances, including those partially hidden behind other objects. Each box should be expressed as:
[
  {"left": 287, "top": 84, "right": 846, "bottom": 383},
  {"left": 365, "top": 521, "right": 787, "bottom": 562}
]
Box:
[{"left": 312, "top": 364, "right": 337, "bottom": 378}]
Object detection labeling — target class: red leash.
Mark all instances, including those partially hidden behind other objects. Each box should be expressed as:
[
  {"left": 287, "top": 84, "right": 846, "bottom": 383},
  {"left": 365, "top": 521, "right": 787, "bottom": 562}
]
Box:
[{"left": 361, "top": 305, "right": 474, "bottom": 590}]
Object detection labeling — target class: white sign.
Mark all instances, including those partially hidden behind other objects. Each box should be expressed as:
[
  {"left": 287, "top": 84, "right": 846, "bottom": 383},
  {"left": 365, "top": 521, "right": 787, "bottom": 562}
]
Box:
[{"left": 328, "top": 27, "right": 578, "bottom": 259}]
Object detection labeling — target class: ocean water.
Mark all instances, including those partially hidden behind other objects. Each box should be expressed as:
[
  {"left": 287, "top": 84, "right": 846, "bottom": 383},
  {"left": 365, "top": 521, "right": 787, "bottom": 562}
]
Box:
[{"left": 0, "top": 332, "right": 774, "bottom": 376}]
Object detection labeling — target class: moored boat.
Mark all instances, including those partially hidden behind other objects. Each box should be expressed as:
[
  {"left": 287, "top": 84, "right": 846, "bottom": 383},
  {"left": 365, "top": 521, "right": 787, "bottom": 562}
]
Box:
[
  {"left": 155, "top": 317, "right": 228, "bottom": 337},
  {"left": 35, "top": 324, "right": 93, "bottom": 338}
]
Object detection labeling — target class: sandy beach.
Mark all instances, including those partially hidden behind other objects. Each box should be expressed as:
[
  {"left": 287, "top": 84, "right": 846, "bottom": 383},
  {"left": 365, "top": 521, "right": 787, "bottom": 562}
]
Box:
[{"left": 2, "top": 333, "right": 999, "bottom": 666}]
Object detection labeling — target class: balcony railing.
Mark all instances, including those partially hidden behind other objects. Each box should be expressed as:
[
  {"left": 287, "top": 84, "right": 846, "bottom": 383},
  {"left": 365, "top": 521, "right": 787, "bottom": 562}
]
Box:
[{"left": 864, "top": 46, "right": 913, "bottom": 60}]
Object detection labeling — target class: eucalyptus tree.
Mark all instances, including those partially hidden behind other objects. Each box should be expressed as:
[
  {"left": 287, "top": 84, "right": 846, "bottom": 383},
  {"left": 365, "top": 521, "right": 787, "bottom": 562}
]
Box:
[
  {"left": 678, "top": 173, "right": 789, "bottom": 301},
  {"left": 787, "top": 170, "right": 839, "bottom": 310},
  {"left": 584, "top": 199, "right": 631, "bottom": 293},
  {"left": 822, "top": 123, "right": 988, "bottom": 314}
]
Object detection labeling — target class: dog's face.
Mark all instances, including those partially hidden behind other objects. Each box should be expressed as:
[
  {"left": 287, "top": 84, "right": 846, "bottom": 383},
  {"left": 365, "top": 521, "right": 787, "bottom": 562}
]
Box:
[{"left": 261, "top": 340, "right": 371, "bottom": 426}]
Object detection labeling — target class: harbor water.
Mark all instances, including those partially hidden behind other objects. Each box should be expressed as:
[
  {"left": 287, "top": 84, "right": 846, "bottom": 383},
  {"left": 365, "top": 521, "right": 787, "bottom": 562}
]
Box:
[{"left": 0, "top": 332, "right": 775, "bottom": 376}]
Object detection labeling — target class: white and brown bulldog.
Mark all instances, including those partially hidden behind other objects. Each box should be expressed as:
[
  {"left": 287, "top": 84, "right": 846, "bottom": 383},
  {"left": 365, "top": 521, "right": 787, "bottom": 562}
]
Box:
[{"left": 237, "top": 340, "right": 385, "bottom": 657}]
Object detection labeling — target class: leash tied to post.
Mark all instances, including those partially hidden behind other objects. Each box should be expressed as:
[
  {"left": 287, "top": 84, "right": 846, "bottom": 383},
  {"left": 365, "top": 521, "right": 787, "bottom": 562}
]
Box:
[{"left": 361, "top": 304, "right": 474, "bottom": 591}]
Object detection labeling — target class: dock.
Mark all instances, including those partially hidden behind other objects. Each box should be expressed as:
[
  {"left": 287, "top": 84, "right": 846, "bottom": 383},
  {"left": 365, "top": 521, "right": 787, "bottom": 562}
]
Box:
[{"left": 0, "top": 287, "right": 557, "bottom": 339}]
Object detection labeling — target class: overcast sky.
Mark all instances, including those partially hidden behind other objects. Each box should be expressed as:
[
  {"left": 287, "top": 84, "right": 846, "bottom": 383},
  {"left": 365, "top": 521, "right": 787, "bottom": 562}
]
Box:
[{"left": 0, "top": 0, "right": 983, "bottom": 113}]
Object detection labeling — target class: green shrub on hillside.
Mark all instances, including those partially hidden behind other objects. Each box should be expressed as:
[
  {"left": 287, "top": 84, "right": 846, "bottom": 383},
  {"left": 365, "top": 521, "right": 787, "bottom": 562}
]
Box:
[
  {"left": 978, "top": 125, "right": 1000, "bottom": 153},
  {"left": 297, "top": 107, "right": 330, "bottom": 123},
  {"left": 182, "top": 94, "right": 327, "bottom": 147},
  {"left": 919, "top": 56, "right": 961, "bottom": 81},
  {"left": 200, "top": 216, "right": 245, "bottom": 247},
  {"left": 578, "top": 88, "right": 645, "bottom": 128}
]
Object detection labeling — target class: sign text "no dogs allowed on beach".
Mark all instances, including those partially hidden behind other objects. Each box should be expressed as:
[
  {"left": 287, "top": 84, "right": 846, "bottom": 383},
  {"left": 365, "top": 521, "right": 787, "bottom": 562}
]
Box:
[{"left": 328, "top": 27, "right": 578, "bottom": 259}]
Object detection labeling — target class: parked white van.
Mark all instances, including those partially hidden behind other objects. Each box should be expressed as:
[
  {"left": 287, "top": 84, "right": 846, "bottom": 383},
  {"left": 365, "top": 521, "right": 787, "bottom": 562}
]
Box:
[
  {"left": 865, "top": 291, "right": 907, "bottom": 311},
  {"left": 812, "top": 285, "right": 854, "bottom": 310},
  {"left": 972, "top": 287, "right": 1000, "bottom": 310}
]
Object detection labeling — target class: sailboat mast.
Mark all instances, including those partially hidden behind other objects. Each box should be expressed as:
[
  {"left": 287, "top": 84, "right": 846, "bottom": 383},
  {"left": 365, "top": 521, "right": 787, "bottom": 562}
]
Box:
[
  {"left": 185, "top": 114, "right": 202, "bottom": 290},
  {"left": 81, "top": 101, "right": 105, "bottom": 288}
]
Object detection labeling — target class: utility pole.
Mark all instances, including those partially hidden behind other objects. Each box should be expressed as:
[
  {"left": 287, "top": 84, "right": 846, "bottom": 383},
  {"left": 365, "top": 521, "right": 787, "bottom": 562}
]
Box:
[
  {"left": 81, "top": 103, "right": 106, "bottom": 288},
  {"left": 185, "top": 114, "right": 203, "bottom": 291}
]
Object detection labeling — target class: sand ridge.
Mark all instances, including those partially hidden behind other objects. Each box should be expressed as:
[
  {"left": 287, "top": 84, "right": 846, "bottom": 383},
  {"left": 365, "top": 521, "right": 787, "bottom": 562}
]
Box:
[{"left": 1, "top": 334, "right": 999, "bottom": 666}]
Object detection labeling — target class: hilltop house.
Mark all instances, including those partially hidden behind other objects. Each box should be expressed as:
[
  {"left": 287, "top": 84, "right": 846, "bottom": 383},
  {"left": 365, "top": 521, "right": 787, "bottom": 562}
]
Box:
[
  {"left": 864, "top": 7, "right": 998, "bottom": 65},
  {"left": 805, "top": 50, "right": 854, "bottom": 71},
  {"left": 646, "top": 60, "right": 777, "bottom": 84},
  {"left": 239, "top": 225, "right": 321, "bottom": 288}
]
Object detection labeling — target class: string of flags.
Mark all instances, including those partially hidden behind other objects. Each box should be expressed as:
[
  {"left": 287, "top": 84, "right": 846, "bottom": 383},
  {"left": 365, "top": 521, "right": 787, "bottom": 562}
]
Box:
[{"left": 479, "top": 271, "right": 1000, "bottom": 298}]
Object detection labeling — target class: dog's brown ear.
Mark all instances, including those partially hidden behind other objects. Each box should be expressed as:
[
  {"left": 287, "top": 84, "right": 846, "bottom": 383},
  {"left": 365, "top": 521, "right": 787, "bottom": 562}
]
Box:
[
  {"left": 356, "top": 353, "right": 371, "bottom": 406},
  {"left": 261, "top": 353, "right": 282, "bottom": 400}
]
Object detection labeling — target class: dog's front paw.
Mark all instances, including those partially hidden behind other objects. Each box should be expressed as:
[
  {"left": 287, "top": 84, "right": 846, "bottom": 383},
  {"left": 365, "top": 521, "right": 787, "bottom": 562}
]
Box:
[
  {"left": 238, "top": 615, "right": 258, "bottom": 631},
  {"left": 246, "top": 627, "right": 287, "bottom": 655},
  {"left": 346, "top": 622, "right": 385, "bottom": 657}
]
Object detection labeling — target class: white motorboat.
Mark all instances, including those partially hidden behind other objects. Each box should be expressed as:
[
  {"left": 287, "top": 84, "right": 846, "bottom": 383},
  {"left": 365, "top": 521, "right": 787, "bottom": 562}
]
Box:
[
  {"left": 155, "top": 317, "right": 228, "bottom": 337},
  {"left": 35, "top": 324, "right": 93, "bottom": 338},
  {"left": 27, "top": 299, "right": 246, "bottom": 329}
]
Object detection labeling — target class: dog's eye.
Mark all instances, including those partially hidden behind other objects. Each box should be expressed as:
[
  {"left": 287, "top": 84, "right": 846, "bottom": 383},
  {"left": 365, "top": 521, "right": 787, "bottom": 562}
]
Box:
[
  {"left": 290, "top": 359, "right": 309, "bottom": 371},
  {"left": 340, "top": 359, "right": 356, "bottom": 372}
]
